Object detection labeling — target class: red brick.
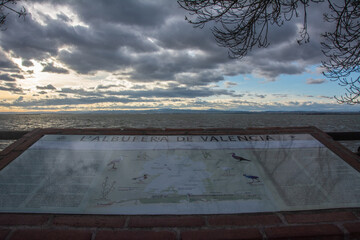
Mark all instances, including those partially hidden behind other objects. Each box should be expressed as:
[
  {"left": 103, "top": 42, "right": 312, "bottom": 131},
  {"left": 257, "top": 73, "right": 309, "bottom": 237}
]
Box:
[
  {"left": 39, "top": 129, "right": 63, "bottom": 135},
  {"left": 0, "top": 139, "right": 25, "bottom": 156},
  {"left": 208, "top": 214, "right": 281, "bottom": 226},
  {"left": 128, "top": 216, "right": 205, "bottom": 228},
  {"left": 0, "top": 229, "right": 10, "bottom": 240},
  {"left": 96, "top": 130, "right": 128, "bottom": 135},
  {"left": 53, "top": 215, "right": 126, "bottom": 228},
  {"left": 265, "top": 224, "right": 343, "bottom": 239},
  {"left": 344, "top": 222, "right": 360, "bottom": 239},
  {"left": 59, "top": 129, "right": 83, "bottom": 134},
  {"left": 95, "top": 230, "right": 176, "bottom": 240},
  {"left": 285, "top": 211, "right": 357, "bottom": 224},
  {"left": 0, "top": 214, "right": 49, "bottom": 226},
  {"left": 10, "top": 229, "right": 92, "bottom": 240},
  {"left": 16, "top": 136, "right": 42, "bottom": 151},
  {"left": 22, "top": 131, "right": 38, "bottom": 138},
  {"left": 181, "top": 228, "right": 262, "bottom": 240}
]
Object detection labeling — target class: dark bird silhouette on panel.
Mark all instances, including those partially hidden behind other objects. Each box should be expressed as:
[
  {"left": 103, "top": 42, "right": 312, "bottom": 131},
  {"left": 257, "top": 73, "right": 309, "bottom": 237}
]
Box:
[
  {"left": 231, "top": 153, "right": 251, "bottom": 162},
  {"left": 243, "top": 174, "right": 260, "bottom": 183}
]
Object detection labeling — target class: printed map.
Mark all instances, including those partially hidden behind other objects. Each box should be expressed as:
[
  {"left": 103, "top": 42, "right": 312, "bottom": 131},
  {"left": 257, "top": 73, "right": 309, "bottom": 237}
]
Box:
[
  {"left": 0, "top": 134, "right": 359, "bottom": 214},
  {"left": 89, "top": 149, "right": 272, "bottom": 214}
]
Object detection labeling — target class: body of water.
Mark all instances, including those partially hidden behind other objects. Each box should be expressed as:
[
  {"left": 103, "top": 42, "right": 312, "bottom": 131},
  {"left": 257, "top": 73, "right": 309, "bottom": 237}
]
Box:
[{"left": 0, "top": 112, "right": 359, "bottom": 151}]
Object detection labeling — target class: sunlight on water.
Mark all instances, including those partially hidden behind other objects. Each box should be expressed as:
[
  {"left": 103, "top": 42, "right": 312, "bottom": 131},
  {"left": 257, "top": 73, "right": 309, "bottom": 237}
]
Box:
[{"left": 0, "top": 113, "right": 359, "bottom": 131}]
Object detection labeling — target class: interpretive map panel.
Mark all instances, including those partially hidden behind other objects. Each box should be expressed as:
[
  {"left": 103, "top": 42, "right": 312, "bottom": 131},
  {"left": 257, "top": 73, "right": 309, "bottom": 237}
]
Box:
[{"left": 0, "top": 133, "right": 359, "bottom": 214}]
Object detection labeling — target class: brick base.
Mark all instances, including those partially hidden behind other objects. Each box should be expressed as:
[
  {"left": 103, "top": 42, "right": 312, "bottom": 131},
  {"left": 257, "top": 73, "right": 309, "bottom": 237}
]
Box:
[{"left": 0, "top": 210, "right": 359, "bottom": 240}]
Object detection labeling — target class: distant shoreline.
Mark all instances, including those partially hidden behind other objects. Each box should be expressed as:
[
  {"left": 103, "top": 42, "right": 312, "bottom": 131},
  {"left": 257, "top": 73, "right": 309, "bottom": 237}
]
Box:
[{"left": 0, "top": 110, "right": 359, "bottom": 115}]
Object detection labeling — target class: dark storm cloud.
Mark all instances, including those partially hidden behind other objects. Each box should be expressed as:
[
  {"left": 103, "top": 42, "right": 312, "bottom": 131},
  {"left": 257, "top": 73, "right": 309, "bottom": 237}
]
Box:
[
  {"left": 56, "top": 13, "right": 71, "bottom": 22},
  {"left": 57, "top": 88, "right": 102, "bottom": 97},
  {"left": 319, "top": 95, "right": 333, "bottom": 99},
  {"left": 130, "top": 84, "right": 147, "bottom": 90},
  {"left": 1, "top": 96, "right": 156, "bottom": 107},
  {"left": 254, "top": 94, "right": 266, "bottom": 99},
  {"left": 252, "top": 40, "right": 323, "bottom": 66},
  {"left": 59, "top": 21, "right": 158, "bottom": 54},
  {"left": 0, "top": 73, "right": 16, "bottom": 81},
  {"left": 11, "top": 74, "right": 25, "bottom": 79},
  {"left": 55, "top": 21, "right": 159, "bottom": 74},
  {"left": 0, "top": 0, "right": 336, "bottom": 100},
  {"left": 67, "top": 0, "right": 171, "bottom": 27},
  {"left": 250, "top": 59, "right": 305, "bottom": 81},
  {"left": 226, "top": 2, "right": 331, "bottom": 80},
  {"left": 155, "top": 17, "right": 220, "bottom": 53},
  {"left": 1, "top": 11, "right": 156, "bottom": 66},
  {"left": 106, "top": 86, "right": 239, "bottom": 98},
  {"left": 56, "top": 85, "right": 240, "bottom": 99},
  {"left": 0, "top": 59, "right": 18, "bottom": 71},
  {"left": 240, "top": 16, "right": 327, "bottom": 81},
  {"left": 95, "top": 84, "right": 123, "bottom": 90},
  {"left": 0, "top": 50, "right": 20, "bottom": 72},
  {"left": 175, "top": 71, "right": 225, "bottom": 86},
  {"left": 0, "top": 16, "right": 61, "bottom": 60},
  {"left": 1, "top": 0, "right": 233, "bottom": 85},
  {"left": 127, "top": 50, "right": 228, "bottom": 85},
  {"left": 306, "top": 78, "right": 327, "bottom": 84},
  {"left": 0, "top": 82, "right": 23, "bottom": 93},
  {"left": 15, "top": 96, "right": 24, "bottom": 102},
  {"left": 58, "top": 49, "right": 129, "bottom": 74},
  {"left": 22, "top": 59, "right": 34, "bottom": 67},
  {"left": 224, "top": 81, "right": 237, "bottom": 88},
  {"left": 272, "top": 94, "right": 288, "bottom": 98},
  {"left": 42, "top": 62, "right": 69, "bottom": 74},
  {"left": 36, "top": 84, "right": 56, "bottom": 90}
]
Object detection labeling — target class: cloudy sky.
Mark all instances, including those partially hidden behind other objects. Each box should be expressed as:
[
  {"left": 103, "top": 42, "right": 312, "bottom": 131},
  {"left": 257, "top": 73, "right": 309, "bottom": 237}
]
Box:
[{"left": 0, "top": 0, "right": 359, "bottom": 112}]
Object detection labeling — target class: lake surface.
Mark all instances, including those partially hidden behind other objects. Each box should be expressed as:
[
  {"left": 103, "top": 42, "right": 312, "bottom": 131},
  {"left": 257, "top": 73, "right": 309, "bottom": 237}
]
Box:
[{"left": 0, "top": 113, "right": 359, "bottom": 151}]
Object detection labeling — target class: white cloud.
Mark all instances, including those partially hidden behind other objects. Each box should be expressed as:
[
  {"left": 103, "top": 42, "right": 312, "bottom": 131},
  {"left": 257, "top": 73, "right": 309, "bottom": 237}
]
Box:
[
  {"left": 224, "top": 81, "right": 238, "bottom": 88},
  {"left": 306, "top": 78, "right": 327, "bottom": 84}
]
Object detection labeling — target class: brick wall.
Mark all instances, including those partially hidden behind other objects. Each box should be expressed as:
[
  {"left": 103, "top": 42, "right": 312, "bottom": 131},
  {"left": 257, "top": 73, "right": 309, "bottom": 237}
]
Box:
[{"left": 0, "top": 210, "right": 359, "bottom": 239}]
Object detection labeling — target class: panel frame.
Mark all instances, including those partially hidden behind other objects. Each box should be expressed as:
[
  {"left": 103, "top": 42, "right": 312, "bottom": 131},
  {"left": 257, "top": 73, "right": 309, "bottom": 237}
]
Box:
[{"left": 1, "top": 127, "right": 359, "bottom": 172}]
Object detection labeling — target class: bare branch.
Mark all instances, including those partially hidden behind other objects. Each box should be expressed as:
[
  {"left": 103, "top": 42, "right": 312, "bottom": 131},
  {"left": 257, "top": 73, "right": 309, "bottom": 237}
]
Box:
[
  {"left": 0, "top": 0, "right": 26, "bottom": 28},
  {"left": 179, "top": 0, "right": 360, "bottom": 104},
  {"left": 178, "top": 0, "right": 322, "bottom": 58},
  {"left": 322, "top": 0, "right": 360, "bottom": 104}
]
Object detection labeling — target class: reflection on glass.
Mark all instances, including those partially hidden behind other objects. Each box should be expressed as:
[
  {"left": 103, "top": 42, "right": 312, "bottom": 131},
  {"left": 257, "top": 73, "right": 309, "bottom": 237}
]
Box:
[{"left": 0, "top": 134, "right": 359, "bottom": 214}]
